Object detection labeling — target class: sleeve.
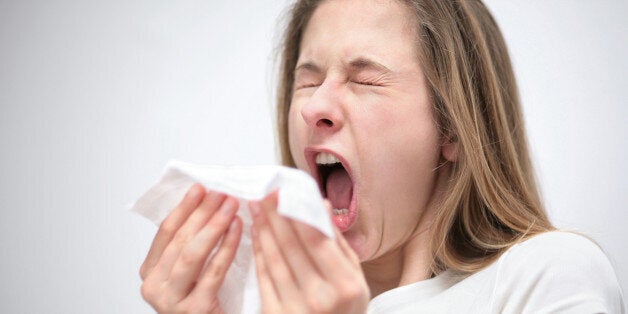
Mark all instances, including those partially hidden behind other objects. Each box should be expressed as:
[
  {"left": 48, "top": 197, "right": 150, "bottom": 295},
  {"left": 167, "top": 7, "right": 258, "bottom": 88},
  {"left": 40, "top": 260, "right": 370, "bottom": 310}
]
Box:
[{"left": 491, "top": 232, "right": 625, "bottom": 314}]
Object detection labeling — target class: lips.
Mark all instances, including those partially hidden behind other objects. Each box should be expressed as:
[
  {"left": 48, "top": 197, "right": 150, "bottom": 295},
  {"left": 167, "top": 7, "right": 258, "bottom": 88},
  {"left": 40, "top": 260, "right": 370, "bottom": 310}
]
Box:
[{"left": 305, "top": 148, "right": 358, "bottom": 232}]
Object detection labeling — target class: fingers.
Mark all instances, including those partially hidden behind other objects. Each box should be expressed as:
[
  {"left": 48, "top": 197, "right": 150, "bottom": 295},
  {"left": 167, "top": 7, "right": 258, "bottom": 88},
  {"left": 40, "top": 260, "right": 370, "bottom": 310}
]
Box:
[
  {"left": 324, "top": 198, "right": 361, "bottom": 267},
  {"left": 141, "top": 184, "right": 204, "bottom": 280},
  {"left": 250, "top": 199, "right": 301, "bottom": 303},
  {"left": 282, "top": 196, "right": 356, "bottom": 281},
  {"left": 191, "top": 215, "right": 243, "bottom": 298},
  {"left": 253, "top": 191, "right": 352, "bottom": 283},
  {"left": 264, "top": 193, "right": 357, "bottom": 277},
  {"left": 251, "top": 224, "right": 281, "bottom": 313},
  {"left": 254, "top": 195, "right": 319, "bottom": 289},
  {"left": 334, "top": 226, "right": 361, "bottom": 267},
  {"left": 140, "top": 187, "right": 245, "bottom": 313},
  {"left": 251, "top": 192, "right": 369, "bottom": 313},
  {"left": 150, "top": 191, "right": 228, "bottom": 282},
  {"left": 167, "top": 196, "right": 240, "bottom": 297},
  {"left": 292, "top": 220, "right": 355, "bottom": 280}
]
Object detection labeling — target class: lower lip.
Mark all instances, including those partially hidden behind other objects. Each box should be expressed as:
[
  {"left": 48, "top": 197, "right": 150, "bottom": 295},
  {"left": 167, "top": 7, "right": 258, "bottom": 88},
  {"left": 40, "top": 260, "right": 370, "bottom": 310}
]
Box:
[{"left": 331, "top": 185, "right": 358, "bottom": 232}]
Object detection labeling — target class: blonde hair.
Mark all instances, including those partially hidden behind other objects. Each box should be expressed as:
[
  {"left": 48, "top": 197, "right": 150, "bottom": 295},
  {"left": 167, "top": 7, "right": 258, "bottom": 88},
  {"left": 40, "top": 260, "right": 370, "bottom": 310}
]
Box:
[{"left": 275, "top": 0, "right": 554, "bottom": 275}]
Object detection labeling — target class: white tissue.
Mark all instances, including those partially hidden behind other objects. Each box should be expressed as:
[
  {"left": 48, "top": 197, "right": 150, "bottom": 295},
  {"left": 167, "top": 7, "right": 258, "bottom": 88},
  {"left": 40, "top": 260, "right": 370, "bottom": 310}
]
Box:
[{"left": 131, "top": 160, "right": 333, "bottom": 313}]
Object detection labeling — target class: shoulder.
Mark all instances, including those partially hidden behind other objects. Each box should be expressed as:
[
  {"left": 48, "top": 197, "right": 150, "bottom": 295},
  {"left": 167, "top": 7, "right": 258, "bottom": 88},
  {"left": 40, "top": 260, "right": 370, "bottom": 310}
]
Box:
[
  {"left": 506, "top": 231, "right": 606, "bottom": 265},
  {"left": 491, "top": 231, "right": 624, "bottom": 313}
]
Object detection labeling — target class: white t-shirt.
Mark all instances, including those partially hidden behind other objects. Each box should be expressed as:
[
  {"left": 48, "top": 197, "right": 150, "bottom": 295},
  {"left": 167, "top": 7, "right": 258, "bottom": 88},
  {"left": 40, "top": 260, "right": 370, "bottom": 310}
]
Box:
[{"left": 368, "top": 231, "right": 624, "bottom": 313}]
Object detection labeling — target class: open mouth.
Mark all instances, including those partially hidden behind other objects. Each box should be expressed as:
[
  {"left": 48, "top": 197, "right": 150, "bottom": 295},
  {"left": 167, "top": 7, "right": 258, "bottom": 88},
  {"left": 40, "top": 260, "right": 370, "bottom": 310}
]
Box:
[{"left": 309, "top": 150, "right": 358, "bottom": 232}]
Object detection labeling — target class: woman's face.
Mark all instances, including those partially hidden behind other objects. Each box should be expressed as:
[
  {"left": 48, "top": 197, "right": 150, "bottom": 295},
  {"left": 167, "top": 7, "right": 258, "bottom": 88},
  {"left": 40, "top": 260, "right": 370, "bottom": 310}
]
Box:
[{"left": 288, "top": 0, "right": 446, "bottom": 261}]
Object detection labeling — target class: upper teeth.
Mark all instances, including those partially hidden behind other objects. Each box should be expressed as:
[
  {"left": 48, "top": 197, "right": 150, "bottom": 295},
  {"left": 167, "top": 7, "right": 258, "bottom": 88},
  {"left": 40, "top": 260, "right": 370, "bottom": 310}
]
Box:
[{"left": 316, "top": 152, "right": 341, "bottom": 165}]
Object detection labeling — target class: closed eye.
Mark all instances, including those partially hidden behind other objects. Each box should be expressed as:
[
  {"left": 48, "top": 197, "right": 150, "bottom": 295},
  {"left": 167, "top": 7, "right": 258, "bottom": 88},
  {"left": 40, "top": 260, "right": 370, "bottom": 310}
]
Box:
[
  {"left": 295, "top": 83, "right": 320, "bottom": 90},
  {"left": 296, "top": 80, "right": 383, "bottom": 90},
  {"left": 352, "top": 80, "right": 382, "bottom": 87}
]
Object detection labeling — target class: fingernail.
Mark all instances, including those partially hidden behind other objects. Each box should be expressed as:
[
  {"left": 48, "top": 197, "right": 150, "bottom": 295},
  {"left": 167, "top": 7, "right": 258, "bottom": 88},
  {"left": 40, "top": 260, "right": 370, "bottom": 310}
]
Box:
[
  {"left": 188, "top": 184, "right": 202, "bottom": 198},
  {"left": 220, "top": 197, "right": 238, "bottom": 216}
]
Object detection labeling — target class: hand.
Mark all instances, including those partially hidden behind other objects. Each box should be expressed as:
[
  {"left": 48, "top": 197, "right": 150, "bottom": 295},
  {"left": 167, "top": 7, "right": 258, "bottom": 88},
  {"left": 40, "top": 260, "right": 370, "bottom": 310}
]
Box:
[
  {"left": 139, "top": 184, "right": 243, "bottom": 313},
  {"left": 250, "top": 191, "right": 370, "bottom": 314}
]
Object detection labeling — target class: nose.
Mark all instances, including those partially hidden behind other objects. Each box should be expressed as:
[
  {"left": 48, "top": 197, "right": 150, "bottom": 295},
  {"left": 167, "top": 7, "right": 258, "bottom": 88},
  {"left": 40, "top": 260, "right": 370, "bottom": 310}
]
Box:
[{"left": 300, "top": 80, "right": 344, "bottom": 133}]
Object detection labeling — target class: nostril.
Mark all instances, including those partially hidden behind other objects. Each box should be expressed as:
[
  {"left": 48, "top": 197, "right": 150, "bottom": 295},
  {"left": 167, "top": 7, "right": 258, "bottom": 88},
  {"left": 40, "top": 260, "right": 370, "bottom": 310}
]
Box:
[{"left": 317, "top": 118, "right": 334, "bottom": 127}]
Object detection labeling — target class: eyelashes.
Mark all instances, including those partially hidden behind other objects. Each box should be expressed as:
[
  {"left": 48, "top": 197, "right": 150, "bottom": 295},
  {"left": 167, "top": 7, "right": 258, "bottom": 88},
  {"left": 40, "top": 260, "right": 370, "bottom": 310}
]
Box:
[
  {"left": 295, "top": 81, "right": 382, "bottom": 90},
  {"left": 354, "top": 81, "right": 380, "bottom": 87},
  {"left": 296, "top": 83, "right": 320, "bottom": 89}
]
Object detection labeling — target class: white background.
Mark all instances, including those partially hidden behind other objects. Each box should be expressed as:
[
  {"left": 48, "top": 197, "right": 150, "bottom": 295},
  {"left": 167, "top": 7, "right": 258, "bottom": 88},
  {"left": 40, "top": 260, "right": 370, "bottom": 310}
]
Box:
[{"left": 0, "top": 1, "right": 626, "bottom": 312}]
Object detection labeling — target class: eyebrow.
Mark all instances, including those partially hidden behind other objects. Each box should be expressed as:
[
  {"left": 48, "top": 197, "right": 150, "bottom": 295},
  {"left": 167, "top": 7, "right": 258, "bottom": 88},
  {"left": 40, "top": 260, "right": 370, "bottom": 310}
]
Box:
[
  {"left": 347, "top": 57, "right": 392, "bottom": 74},
  {"left": 294, "top": 56, "right": 393, "bottom": 75},
  {"left": 294, "top": 61, "right": 322, "bottom": 74}
]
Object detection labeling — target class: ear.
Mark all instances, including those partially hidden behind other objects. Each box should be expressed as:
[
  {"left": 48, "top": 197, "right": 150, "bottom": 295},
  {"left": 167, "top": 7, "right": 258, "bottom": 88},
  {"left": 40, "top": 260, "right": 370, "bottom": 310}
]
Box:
[{"left": 441, "top": 135, "right": 458, "bottom": 162}]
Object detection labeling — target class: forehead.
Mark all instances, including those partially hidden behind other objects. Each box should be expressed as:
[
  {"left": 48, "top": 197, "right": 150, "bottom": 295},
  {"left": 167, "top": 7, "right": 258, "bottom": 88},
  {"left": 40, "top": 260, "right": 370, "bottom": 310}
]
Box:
[{"left": 299, "top": 0, "right": 419, "bottom": 69}]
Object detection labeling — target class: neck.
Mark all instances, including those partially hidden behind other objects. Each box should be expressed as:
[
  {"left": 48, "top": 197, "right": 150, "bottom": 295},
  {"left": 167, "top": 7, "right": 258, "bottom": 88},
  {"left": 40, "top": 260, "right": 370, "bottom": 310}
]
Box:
[
  {"left": 361, "top": 226, "right": 434, "bottom": 298},
  {"left": 361, "top": 160, "right": 451, "bottom": 298}
]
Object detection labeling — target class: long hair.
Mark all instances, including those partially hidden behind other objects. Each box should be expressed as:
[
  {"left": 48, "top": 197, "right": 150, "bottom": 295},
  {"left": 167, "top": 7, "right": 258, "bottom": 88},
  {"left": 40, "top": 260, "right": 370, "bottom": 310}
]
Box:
[{"left": 275, "top": 0, "right": 554, "bottom": 275}]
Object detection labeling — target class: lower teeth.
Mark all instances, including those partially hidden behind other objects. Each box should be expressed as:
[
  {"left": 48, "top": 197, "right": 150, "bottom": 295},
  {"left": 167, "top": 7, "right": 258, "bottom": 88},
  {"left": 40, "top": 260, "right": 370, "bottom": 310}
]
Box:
[{"left": 332, "top": 208, "right": 348, "bottom": 215}]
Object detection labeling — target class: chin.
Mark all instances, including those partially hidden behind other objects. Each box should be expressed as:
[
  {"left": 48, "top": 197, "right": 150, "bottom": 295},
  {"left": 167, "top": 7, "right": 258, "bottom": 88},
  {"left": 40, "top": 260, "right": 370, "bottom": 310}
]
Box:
[{"left": 340, "top": 226, "right": 374, "bottom": 261}]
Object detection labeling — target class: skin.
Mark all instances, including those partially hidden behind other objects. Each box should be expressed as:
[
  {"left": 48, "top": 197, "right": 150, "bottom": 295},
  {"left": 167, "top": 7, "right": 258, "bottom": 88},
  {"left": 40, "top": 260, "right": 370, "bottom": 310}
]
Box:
[
  {"left": 140, "top": 184, "right": 243, "bottom": 313},
  {"left": 249, "top": 193, "right": 369, "bottom": 313},
  {"left": 288, "top": 0, "right": 456, "bottom": 297},
  {"left": 140, "top": 0, "right": 456, "bottom": 312}
]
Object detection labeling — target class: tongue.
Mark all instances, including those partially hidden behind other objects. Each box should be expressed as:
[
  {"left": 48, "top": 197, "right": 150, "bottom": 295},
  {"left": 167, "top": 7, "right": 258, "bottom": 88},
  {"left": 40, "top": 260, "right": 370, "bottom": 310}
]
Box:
[{"left": 326, "top": 167, "right": 353, "bottom": 210}]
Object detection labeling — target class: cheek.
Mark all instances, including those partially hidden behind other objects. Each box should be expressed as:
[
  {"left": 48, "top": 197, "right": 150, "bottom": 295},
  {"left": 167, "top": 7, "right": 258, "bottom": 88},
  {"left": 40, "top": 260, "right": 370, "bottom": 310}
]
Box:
[
  {"left": 364, "top": 104, "right": 439, "bottom": 162},
  {"left": 360, "top": 100, "right": 441, "bottom": 209},
  {"left": 287, "top": 102, "right": 307, "bottom": 167}
]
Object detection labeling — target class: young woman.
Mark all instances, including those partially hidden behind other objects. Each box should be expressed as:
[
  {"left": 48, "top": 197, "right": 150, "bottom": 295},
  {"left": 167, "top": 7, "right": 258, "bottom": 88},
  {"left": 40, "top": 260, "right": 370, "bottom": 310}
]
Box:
[{"left": 139, "top": 0, "right": 624, "bottom": 312}]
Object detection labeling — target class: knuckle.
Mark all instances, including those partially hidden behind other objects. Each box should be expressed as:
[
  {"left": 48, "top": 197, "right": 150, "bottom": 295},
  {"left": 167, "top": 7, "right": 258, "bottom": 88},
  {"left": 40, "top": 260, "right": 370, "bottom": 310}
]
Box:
[
  {"left": 340, "top": 279, "right": 365, "bottom": 300},
  {"left": 306, "top": 282, "right": 337, "bottom": 313},
  {"left": 340, "top": 285, "right": 360, "bottom": 301},
  {"left": 208, "top": 214, "right": 229, "bottom": 230},
  {"left": 179, "top": 245, "right": 203, "bottom": 266},
  {"left": 169, "top": 264, "right": 190, "bottom": 284},
  {"left": 159, "top": 219, "right": 178, "bottom": 236},
  {"left": 172, "top": 230, "right": 191, "bottom": 247},
  {"left": 139, "top": 263, "right": 147, "bottom": 280},
  {"left": 205, "top": 260, "right": 227, "bottom": 279},
  {"left": 310, "top": 297, "right": 337, "bottom": 313},
  {"left": 140, "top": 282, "right": 156, "bottom": 302}
]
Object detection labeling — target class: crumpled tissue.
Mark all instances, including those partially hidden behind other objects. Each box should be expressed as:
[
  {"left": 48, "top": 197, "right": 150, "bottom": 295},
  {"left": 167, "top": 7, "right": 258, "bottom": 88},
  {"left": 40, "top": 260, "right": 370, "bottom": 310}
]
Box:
[{"left": 131, "top": 160, "right": 333, "bottom": 313}]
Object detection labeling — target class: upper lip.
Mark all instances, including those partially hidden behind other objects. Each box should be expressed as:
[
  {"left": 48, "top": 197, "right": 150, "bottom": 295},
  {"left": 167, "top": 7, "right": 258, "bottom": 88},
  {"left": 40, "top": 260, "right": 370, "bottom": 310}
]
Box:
[{"left": 304, "top": 147, "right": 354, "bottom": 196}]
